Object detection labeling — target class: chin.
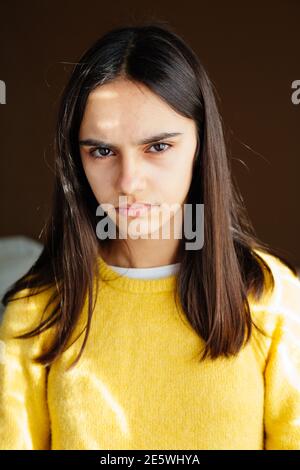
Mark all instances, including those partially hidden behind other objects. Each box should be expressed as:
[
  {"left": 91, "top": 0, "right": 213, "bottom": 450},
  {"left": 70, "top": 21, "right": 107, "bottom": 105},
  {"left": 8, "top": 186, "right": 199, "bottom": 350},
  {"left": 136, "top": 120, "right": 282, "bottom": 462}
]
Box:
[{"left": 117, "top": 220, "right": 162, "bottom": 240}]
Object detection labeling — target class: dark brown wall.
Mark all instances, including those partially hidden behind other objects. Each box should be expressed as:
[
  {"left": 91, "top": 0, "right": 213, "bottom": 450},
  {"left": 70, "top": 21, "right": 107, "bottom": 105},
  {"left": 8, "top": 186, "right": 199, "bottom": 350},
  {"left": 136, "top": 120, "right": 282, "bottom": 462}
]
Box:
[{"left": 0, "top": 0, "right": 299, "bottom": 266}]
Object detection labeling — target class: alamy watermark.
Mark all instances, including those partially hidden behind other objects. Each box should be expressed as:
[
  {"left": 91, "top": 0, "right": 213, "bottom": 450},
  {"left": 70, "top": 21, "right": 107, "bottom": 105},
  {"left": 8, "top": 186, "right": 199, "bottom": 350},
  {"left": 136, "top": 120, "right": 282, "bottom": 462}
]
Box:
[
  {"left": 0, "top": 80, "right": 6, "bottom": 104},
  {"left": 95, "top": 197, "right": 204, "bottom": 251},
  {"left": 291, "top": 80, "right": 300, "bottom": 105}
]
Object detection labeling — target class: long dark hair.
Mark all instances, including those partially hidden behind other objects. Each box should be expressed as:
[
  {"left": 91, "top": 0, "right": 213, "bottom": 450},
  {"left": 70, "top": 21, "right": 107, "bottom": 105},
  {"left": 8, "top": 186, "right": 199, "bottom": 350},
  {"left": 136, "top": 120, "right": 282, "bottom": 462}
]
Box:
[{"left": 2, "top": 19, "right": 298, "bottom": 370}]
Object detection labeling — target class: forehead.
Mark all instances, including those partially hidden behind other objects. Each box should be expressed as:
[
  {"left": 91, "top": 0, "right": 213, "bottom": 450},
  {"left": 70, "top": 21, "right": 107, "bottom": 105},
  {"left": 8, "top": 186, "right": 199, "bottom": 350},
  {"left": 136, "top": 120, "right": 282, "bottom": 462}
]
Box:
[{"left": 80, "top": 78, "right": 195, "bottom": 138}]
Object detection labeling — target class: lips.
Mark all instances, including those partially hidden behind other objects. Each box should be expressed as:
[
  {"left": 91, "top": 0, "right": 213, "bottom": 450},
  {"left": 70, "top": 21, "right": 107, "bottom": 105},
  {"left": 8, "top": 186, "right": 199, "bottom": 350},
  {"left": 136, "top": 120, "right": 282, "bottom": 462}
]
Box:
[
  {"left": 118, "top": 203, "right": 153, "bottom": 210},
  {"left": 116, "top": 203, "right": 158, "bottom": 218}
]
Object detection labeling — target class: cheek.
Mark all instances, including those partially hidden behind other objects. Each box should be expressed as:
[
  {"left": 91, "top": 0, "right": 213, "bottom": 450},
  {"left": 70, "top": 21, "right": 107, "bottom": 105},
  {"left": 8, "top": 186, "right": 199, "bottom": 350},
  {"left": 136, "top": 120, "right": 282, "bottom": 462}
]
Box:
[
  {"left": 178, "top": 158, "right": 194, "bottom": 192},
  {"left": 162, "top": 161, "right": 194, "bottom": 202},
  {"left": 82, "top": 161, "right": 109, "bottom": 201}
]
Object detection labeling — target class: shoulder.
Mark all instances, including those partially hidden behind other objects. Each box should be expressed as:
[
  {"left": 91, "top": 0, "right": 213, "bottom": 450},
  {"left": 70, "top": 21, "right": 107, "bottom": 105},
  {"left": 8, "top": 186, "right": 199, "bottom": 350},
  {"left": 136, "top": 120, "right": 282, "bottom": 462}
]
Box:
[
  {"left": 0, "top": 286, "right": 56, "bottom": 344},
  {"left": 252, "top": 248, "right": 300, "bottom": 315}
]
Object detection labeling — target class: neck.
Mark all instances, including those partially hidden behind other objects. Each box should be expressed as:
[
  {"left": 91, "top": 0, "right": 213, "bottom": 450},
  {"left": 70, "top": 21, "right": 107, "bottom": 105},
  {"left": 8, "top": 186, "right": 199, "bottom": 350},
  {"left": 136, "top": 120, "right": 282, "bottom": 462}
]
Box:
[{"left": 99, "top": 237, "right": 183, "bottom": 269}]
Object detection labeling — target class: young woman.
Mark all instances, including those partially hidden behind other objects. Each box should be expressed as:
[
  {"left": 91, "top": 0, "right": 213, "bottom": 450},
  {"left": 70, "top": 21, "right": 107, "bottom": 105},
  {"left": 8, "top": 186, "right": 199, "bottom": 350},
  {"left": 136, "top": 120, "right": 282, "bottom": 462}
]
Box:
[{"left": 1, "top": 21, "right": 300, "bottom": 451}]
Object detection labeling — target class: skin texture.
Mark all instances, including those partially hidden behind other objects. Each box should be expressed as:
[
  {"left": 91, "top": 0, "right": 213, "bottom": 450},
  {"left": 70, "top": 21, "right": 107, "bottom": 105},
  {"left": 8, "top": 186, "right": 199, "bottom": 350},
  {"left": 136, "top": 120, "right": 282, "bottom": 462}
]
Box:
[{"left": 79, "top": 77, "right": 198, "bottom": 268}]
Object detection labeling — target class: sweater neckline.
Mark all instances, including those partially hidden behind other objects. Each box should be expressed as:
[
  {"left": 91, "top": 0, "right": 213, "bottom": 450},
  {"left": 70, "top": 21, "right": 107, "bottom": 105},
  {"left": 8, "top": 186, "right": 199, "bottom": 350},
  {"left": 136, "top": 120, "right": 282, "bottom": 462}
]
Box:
[
  {"left": 107, "top": 262, "right": 180, "bottom": 279},
  {"left": 97, "top": 255, "right": 178, "bottom": 293}
]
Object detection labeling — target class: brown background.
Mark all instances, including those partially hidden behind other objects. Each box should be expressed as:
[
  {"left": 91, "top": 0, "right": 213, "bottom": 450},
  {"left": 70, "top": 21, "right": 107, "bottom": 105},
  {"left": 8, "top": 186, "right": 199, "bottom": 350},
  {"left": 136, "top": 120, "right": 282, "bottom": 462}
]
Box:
[{"left": 0, "top": 0, "right": 299, "bottom": 267}]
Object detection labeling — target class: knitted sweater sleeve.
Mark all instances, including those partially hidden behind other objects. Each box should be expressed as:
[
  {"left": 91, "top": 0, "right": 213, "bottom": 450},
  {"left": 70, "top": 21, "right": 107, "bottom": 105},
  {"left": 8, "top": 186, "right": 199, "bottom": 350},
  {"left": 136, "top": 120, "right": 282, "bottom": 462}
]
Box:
[
  {"left": 263, "top": 260, "right": 300, "bottom": 449},
  {"left": 0, "top": 289, "right": 51, "bottom": 449}
]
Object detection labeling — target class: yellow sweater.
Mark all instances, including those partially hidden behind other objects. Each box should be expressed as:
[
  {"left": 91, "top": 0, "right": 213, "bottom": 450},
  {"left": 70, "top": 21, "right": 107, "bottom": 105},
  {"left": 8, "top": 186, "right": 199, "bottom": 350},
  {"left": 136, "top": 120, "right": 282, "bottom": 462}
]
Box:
[{"left": 1, "top": 249, "right": 300, "bottom": 450}]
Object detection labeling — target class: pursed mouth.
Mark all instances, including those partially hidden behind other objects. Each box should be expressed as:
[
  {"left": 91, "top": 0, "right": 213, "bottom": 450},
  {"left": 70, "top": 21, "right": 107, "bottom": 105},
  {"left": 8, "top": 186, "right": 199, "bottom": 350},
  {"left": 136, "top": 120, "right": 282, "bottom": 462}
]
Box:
[
  {"left": 117, "top": 203, "right": 158, "bottom": 209},
  {"left": 116, "top": 204, "right": 159, "bottom": 217}
]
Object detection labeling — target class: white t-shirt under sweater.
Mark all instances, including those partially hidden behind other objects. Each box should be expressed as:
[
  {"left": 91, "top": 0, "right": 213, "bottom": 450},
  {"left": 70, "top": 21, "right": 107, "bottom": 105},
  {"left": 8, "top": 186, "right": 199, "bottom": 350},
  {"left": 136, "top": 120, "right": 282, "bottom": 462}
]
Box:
[{"left": 107, "top": 262, "right": 181, "bottom": 279}]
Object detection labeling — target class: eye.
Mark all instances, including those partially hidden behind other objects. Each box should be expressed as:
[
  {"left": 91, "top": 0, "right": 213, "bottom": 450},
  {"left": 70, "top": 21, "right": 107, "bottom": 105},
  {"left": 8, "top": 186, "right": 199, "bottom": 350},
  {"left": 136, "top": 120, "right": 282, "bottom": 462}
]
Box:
[
  {"left": 89, "top": 146, "right": 113, "bottom": 159},
  {"left": 148, "top": 142, "right": 172, "bottom": 153}
]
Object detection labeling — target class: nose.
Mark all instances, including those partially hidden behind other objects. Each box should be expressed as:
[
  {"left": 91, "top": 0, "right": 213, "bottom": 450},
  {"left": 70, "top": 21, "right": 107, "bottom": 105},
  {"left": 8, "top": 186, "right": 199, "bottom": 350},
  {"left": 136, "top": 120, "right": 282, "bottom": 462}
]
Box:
[{"left": 116, "top": 154, "right": 145, "bottom": 195}]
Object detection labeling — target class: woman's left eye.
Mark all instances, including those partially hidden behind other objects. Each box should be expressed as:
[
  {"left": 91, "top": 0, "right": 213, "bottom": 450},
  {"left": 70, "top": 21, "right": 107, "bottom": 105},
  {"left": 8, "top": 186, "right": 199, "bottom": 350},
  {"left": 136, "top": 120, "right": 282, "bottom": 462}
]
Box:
[{"left": 148, "top": 142, "right": 171, "bottom": 153}]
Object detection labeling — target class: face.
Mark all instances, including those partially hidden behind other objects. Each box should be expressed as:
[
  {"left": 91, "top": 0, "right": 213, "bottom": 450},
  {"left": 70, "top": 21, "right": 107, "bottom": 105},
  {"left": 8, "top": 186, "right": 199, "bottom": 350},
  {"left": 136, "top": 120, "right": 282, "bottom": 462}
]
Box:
[{"left": 79, "top": 77, "right": 198, "bottom": 242}]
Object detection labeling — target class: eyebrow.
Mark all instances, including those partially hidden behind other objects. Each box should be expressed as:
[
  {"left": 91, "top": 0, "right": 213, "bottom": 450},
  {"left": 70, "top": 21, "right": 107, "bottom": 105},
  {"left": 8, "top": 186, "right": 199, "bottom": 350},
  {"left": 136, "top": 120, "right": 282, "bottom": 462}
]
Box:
[{"left": 78, "top": 132, "right": 183, "bottom": 149}]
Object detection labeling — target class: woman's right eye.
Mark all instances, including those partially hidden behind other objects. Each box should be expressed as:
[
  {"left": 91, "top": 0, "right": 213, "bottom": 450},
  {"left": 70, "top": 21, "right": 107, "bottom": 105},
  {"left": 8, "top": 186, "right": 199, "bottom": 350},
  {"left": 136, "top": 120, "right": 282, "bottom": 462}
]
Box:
[{"left": 89, "top": 147, "right": 113, "bottom": 159}]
